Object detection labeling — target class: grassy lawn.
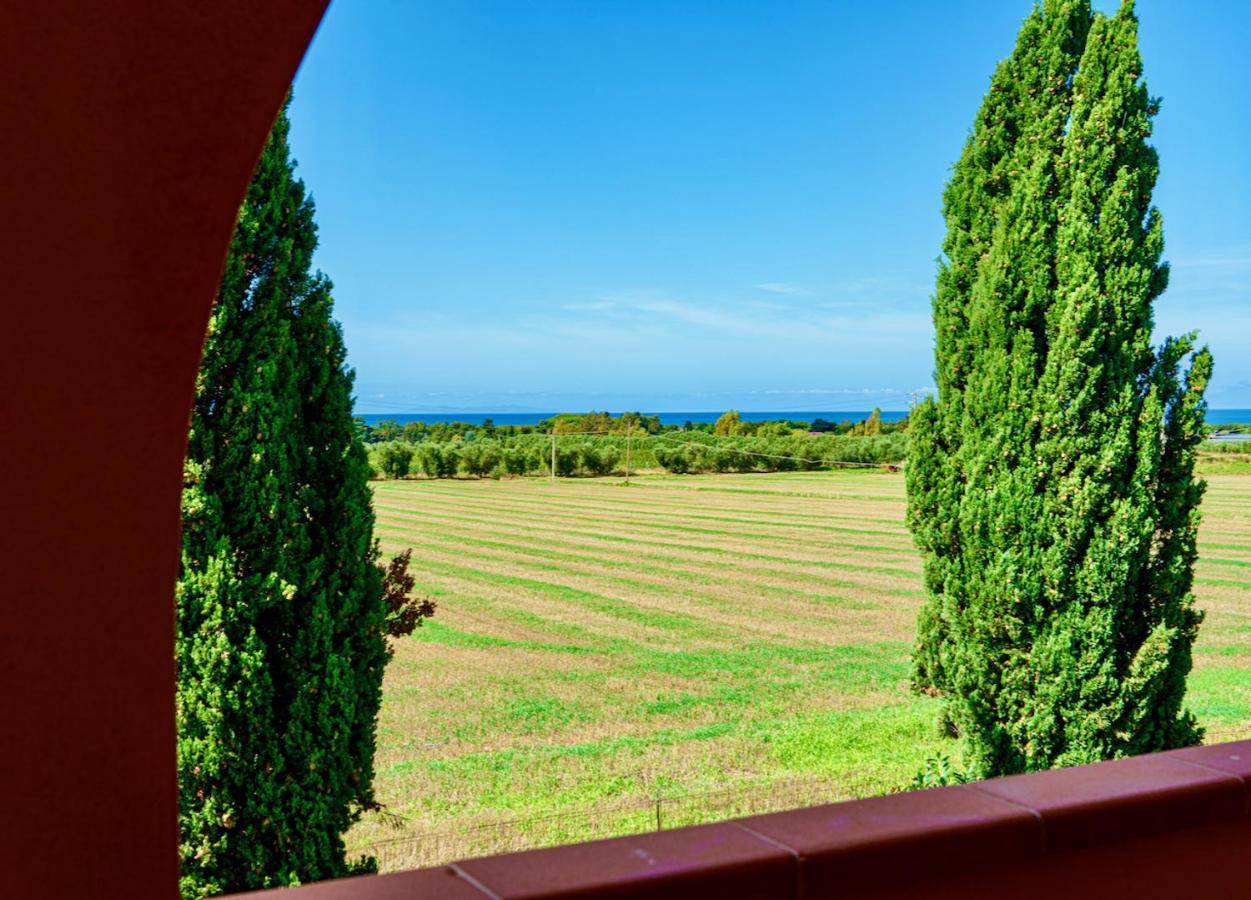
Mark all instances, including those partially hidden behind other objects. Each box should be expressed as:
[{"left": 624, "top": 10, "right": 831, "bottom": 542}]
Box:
[{"left": 350, "top": 468, "right": 1251, "bottom": 868}]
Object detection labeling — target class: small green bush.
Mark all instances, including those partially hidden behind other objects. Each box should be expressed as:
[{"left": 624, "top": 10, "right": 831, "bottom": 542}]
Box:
[
  {"left": 376, "top": 442, "right": 414, "bottom": 479},
  {"left": 907, "top": 754, "right": 969, "bottom": 790}
]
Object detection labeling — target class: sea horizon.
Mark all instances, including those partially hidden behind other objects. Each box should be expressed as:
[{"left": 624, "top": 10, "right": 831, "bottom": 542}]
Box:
[{"left": 358, "top": 409, "right": 1251, "bottom": 428}]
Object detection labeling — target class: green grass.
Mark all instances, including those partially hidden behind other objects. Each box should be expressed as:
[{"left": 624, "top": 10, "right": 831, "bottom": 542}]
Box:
[
  {"left": 1198, "top": 452, "right": 1251, "bottom": 475},
  {"left": 352, "top": 469, "right": 1251, "bottom": 869}
]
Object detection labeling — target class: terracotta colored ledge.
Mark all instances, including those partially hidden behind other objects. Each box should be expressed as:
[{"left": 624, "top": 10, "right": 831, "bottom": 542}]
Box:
[{"left": 240, "top": 739, "right": 1251, "bottom": 899}]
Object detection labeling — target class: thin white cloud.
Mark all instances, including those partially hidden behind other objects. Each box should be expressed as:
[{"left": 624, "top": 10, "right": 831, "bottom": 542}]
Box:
[
  {"left": 1166, "top": 243, "right": 1251, "bottom": 308},
  {"left": 340, "top": 254, "right": 1250, "bottom": 407},
  {"left": 631, "top": 298, "right": 762, "bottom": 332},
  {"left": 820, "top": 274, "right": 931, "bottom": 311},
  {"left": 1171, "top": 245, "right": 1251, "bottom": 270},
  {"left": 561, "top": 300, "right": 617, "bottom": 311},
  {"left": 336, "top": 278, "right": 950, "bottom": 406},
  {"left": 752, "top": 387, "right": 912, "bottom": 396},
  {"left": 553, "top": 289, "right": 933, "bottom": 339},
  {"left": 755, "top": 282, "right": 810, "bottom": 296}
]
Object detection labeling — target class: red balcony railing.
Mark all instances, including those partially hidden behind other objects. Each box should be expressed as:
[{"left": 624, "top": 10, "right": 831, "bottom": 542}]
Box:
[{"left": 241, "top": 741, "right": 1251, "bottom": 898}]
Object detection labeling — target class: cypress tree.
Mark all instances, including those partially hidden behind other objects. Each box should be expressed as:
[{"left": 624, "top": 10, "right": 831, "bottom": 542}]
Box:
[
  {"left": 908, "top": 0, "right": 1212, "bottom": 776},
  {"left": 177, "top": 99, "right": 387, "bottom": 897},
  {"left": 910, "top": 0, "right": 1091, "bottom": 697}
]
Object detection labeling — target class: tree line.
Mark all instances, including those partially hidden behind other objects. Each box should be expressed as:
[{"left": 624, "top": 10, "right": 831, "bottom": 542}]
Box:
[
  {"left": 366, "top": 431, "right": 908, "bottom": 480},
  {"left": 368, "top": 424, "right": 1237, "bottom": 482},
  {"left": 360, "top": 407, "right": 908, "bottom": 444}
]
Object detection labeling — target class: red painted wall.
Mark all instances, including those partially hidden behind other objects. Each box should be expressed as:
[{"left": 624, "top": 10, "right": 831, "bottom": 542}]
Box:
[{"left": 0, "top": 4, "right": 326, "bottom": 897}]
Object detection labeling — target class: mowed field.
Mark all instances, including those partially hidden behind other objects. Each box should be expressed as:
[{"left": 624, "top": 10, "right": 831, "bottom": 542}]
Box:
[{"left": 350, "top": 470, "right": 1251, "bottom": 868}]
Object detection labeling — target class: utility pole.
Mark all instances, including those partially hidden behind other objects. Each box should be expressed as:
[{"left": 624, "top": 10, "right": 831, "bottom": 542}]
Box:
[
  {"left": 550, "top": 433, "right": 556, "bottom": 482},
  {"left": 625, "top": 429, "right": 632, "bottom": 485}
]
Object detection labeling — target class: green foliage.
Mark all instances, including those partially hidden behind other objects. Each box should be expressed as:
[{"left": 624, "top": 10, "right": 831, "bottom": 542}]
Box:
[
  {"left": 554, "top": 444, "right": 579, "bottom": 478},
  {"left": 177, "top": 99, "right": 389, "bottom": 897},
  {"left": 540, "top": 410, "right": 662, "bottom": 436},
  {"left": 578, "top": 443, "right": 621, "bottom": 476},
  {"left": 1203, "top": 440, "right": 1251, "bottom": 454},
  {"left": 366, "top": 432, "right": 906, "bottom": 480},
  {"left": 908, "top": 0, "right": 1211, "bottom": 777},
  {"left": 379, "top": 549, "right": 437, "bottom": 638},
  {"left": 653, "top": 442, "right": 692, "bottom": 474},
  {"left": 754, "top": 421, "right": 795, "bottom": 438},
  {"left": 549, "top": 413, "right": 594, "bottom": 435},
  {"left": 370, "top": 419, "right": 404, "bottom": 442},
  {"left": 503, "top": 443, "right": 542, "bottom": 476},
  {"left": 714, "top": 410, "right": 743, "bottom": 436},
  {"left": 416, "top": 442, "right": 460, "bottom": 478},
  {"left": 848, "top": 408, "right": 883, "bottom": 436},
  {"left": 907, "top": 754, "right": 970, "bottom": 790},
  {"left": 652, "top": 433, "right": 906, "bottom": 474},
  {"left": 459, "top": 439, "right": 503, "bottom": 478},
  {"left": 376, "top": 442, "right": 414, "bottom": 480},
  {"left": 363, "top": 412, "right": 904, "bottom": 446}
]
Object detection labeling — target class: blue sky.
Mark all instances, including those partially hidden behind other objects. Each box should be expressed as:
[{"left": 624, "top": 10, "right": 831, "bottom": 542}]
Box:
[{"left": 290, "top": 1, "right": 1250, "bottom": 413}]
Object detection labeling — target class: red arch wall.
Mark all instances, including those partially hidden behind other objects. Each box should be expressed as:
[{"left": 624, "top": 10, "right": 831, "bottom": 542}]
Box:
[{"left": 0, "top": 4, "right": 327, "bottom": 897}]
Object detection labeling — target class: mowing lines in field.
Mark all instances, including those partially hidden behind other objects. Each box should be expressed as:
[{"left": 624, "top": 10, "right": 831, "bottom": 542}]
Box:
[
  {"left": 355, "top": 470, "right": 1251, "bottom": 871},
  {"left": 372, "top": 477, "right": 924, "bottom": 645}
]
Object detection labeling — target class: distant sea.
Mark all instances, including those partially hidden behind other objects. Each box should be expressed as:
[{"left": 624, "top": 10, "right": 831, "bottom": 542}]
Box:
[
  {"left": 359, "top": 410, "right": 909, "bottom": 427},
  {"left": 359, "top": 409, "right": 1251, "bottom": 427}
]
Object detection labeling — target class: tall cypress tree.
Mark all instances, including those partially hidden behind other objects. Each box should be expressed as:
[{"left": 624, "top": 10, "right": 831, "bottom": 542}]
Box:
[
  {"left": 910, "top": 0, "right": 1091, "bottom": 697},
  {"left": 908, "top": 0, "right": 1212, "bottom": 776},
  {"left": 177, "top": 99, "right": 387, "bottom": 898}
]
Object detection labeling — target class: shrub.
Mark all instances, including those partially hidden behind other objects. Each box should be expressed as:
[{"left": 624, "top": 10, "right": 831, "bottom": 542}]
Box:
[
  {"left": 653, "top": 443, "right": 691, "bottom": 474},
  {"left": 416, "top": 443, "right": 458, "bottom": 478},
  {"left": 554, "top": 445, "right": 579, "bottom": 477},
  {"left": 378, "top": 548, "right": 436, "bottom": 638},
  {"left": 579, "top": 443, "right": 620, "bottom": 476},
  {"left": 376, "top": 442, "right": 414, "bottom": 480},
  {"left": 502, "top": 444, "right": 538, "bottom": 476},
  {"left": 459, "top": 440, "right": 502, "bottom": 478},
  {"left": 907, "top": 754, "right": 970, "bottom": 790}
]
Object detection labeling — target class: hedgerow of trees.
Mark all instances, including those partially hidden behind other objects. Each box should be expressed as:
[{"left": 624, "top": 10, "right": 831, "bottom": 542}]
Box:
[
  {"left": 907, "top": 0, "right": 1212, "bottom": 777},
  {"left": 358, "top": 409, "right": 908, "bottom": 444},
  {"left": 365, "top": 430, "right": 907, "bottom": 480}
]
